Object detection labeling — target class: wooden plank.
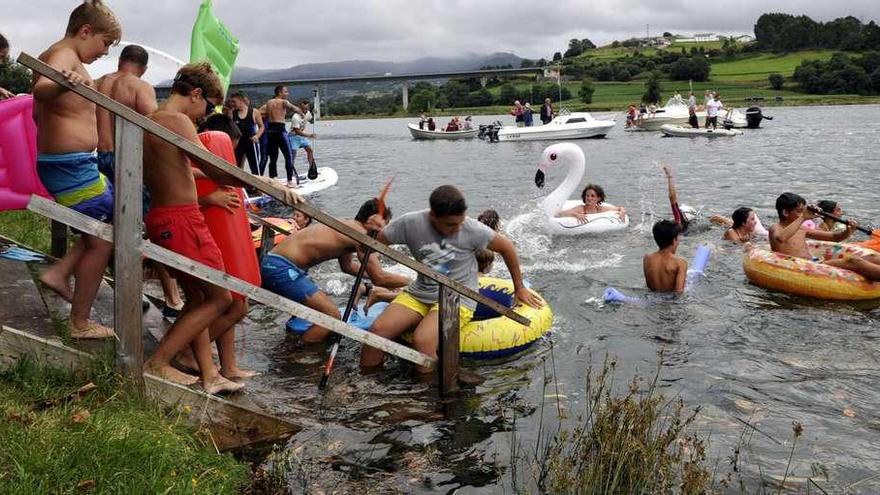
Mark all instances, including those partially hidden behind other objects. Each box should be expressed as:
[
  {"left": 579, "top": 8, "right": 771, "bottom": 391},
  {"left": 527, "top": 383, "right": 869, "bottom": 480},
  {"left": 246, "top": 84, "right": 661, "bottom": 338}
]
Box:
[
  {"left": 0, "top": 325, "right": 296, "bottom": 450},
  {"left": 0, "top": 325, "right": 92, "bottom": 371},
  {"left": 438, "top": 284, "right": 460, "bottom": 395},
  {"left": 113, "top": 120, "right": 145, "bottom": 384},
  {"left": 50, "top": 220, "right": 68, "bottom": 258},
  {"left": 27, "top": 195, "right": 436, "bottom": 369},
  {"left": 17, "top": 52, "right": 528, "bottom": 326}
]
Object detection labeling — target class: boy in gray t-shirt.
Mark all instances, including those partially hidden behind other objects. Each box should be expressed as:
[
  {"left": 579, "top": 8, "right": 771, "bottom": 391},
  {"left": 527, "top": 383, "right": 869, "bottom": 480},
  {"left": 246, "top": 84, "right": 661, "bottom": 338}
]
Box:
[{"left": 360, "top": 185, "right": 543, "bottom": 372}]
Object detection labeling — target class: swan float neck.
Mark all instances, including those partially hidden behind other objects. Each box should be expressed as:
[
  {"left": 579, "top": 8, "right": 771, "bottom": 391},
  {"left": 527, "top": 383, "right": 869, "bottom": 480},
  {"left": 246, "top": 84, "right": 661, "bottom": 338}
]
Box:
[{"left": 536, "top": 143, "right": 585, "bottom": 217}]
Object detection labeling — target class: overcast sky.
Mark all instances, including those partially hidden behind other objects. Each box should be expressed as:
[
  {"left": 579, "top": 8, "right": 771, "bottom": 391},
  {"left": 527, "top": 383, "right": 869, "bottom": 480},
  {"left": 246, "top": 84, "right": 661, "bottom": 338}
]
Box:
[{"left": 4, "top": 0, "right": 877, "bottom": 83}]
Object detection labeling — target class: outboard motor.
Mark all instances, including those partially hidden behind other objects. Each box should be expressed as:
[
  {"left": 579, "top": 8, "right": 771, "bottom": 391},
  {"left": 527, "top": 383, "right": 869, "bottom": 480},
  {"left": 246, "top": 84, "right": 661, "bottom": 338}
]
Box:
[
  {"left": 478, "top": 121, "right": 502, "bottom": 142},
  {"left": 745, "top": 106, "right": 772, "bottom": 128}
]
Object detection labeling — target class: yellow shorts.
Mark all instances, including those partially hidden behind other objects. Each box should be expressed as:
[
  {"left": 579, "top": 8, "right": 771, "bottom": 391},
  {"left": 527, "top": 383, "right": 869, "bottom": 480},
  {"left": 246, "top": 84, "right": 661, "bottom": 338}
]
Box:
[{"left": 392, "top": 291, "right": 474, "bottom": 326}]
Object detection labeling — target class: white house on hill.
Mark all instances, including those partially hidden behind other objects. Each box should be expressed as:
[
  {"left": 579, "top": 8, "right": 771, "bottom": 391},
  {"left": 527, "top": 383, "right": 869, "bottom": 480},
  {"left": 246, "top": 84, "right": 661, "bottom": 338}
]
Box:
[{"left": 676, "top": 33, "right": 720, "bottom": 43}]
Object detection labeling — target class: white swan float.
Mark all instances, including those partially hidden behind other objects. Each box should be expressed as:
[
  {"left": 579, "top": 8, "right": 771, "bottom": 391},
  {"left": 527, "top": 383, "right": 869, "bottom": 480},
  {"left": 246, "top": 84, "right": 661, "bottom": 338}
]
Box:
[{"left": 535, "top": 143, "right": 629, "bottom": 235}]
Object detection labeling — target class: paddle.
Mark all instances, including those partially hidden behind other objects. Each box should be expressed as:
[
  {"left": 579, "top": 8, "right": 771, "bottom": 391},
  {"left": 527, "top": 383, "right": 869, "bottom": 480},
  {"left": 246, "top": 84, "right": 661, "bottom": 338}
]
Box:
[
  {"left": 318, "top": 178, "right": 393, "bottom": 390},
  {"left": 808, "top": 205, "right": 877, "bottom": 236}
]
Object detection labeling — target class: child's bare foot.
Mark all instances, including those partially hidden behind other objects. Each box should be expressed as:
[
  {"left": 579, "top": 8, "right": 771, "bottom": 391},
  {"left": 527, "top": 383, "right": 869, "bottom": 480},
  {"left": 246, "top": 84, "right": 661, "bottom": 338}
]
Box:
[
  {"left": 203, "top": 375, "right": 244, "bottom": 395},
  {"left": 40, "top": 270, "right": 73, "bottom": 302},
  {"left": 144, "top": 361, "right": 198, "bottom": 386},
  {"left": 365, "top": 287, "right": 382, "bottom": 311},
  {"left": 68, "top": 320, "right": 116, "bottom": 339},
  {"left": 221, "top": 367, "right": 261, "bottom": 380}
]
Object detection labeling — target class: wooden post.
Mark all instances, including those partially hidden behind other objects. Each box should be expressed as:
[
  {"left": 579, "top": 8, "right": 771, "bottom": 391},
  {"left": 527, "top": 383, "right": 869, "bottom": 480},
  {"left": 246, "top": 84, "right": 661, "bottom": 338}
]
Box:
[
  {"left": 113, "top": 119, "right": 144, "bottom": 386},
  {"left": 438, "top": 284, "right": 460, "bottom": 395},
  {"left": 50, "top": 220, "right": 68, "bottom": 258},
  {"left": 258, "top": 226, "right": 274, "bottom": 262}
]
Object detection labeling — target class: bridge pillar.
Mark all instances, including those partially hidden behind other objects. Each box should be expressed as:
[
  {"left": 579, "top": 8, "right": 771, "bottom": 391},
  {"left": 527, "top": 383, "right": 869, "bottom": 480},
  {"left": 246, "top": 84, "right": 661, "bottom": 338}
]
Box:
[
  {"left": 312, "top": 86, "right": 321, "bottom": 119},
  {"left": 402, "top": 82, "right": 409, "bottom": 111},
  {"left": 480, "top": 76, "right": 488, "bottom": 88}
]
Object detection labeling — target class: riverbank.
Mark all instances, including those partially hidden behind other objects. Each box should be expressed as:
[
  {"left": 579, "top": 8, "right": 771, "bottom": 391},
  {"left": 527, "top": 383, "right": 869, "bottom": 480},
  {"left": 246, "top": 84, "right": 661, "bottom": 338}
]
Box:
[{"left": 0, "top": 358, "right": 251, "bottom": 493}]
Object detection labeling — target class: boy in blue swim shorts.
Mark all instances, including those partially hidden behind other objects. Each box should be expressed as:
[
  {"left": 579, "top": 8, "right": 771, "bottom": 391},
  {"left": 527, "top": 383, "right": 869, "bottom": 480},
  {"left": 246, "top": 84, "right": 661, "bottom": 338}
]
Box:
[
  {"left": 33, "top": 0, "right": 122, "bottom": 340},
  {"left": 288, "top": 100, "right": 318, "bottom": 180},
  {"left": 261, "top": 198, "right": 411, "bottom": 343}
]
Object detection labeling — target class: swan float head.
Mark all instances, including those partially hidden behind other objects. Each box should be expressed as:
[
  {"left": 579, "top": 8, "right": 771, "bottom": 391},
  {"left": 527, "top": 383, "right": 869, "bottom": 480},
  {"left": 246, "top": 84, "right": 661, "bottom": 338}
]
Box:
[{"left": 535, "top": 142, "right": 584, "bottom": 190}]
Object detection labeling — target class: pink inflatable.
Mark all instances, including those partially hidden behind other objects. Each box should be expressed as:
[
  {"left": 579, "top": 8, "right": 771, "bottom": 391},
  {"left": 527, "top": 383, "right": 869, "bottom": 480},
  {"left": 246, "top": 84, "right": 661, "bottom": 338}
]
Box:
[{"left": 0, "top": 95, "right": 51, "bottom": 211}]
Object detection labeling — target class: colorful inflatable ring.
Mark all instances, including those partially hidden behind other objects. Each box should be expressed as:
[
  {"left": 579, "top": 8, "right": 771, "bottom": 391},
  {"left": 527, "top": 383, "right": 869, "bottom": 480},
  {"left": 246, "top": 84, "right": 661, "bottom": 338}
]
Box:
[
  {"left": 251, "top": 217, "right": 295, "bottom": 249},
  {"left": 460, "top": 277, "right": 553, "bottom": 359},
  {"left": 743, "top": 240, "right": 880, "bottom": 300}
]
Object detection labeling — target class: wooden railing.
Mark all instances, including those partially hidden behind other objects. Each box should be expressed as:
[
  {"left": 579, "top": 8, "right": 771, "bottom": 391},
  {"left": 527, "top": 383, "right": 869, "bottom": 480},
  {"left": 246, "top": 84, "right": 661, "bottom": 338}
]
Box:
[{"left": 19, "top": 52, "right": 531, "bottom": 394}]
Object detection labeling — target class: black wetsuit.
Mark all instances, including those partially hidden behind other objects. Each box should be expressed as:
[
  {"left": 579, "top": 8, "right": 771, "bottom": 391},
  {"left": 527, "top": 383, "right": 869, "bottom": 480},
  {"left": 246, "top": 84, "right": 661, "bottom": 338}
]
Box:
[
  {"left": 233, "top": 106, "right": 261, "bottom": 175},
  {"left": 266, "top": 122, "right": 298, "bottom": 183}
]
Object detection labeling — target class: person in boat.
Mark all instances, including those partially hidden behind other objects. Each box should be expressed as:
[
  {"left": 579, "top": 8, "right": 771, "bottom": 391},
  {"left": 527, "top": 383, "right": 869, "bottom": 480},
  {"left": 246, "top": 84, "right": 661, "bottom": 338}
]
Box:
[
  {"left": 360, "top": 185, "right": 543, "bottom": 373},
  {"left": 644, "top": 219, "right": 687, "bottom": 293},
  {"left": 511, "top": 100, "right": 525, "bottom": 127},
  {"left": 625, "top": 104, "right": 637, "bottom": 128},
  {"left": 418, "top": 112, "right": 427, "bottom": 130},
  {"left": 647, "top": 101, "right": 658, "bottom": 118},
  {"left": 33, "top": 0, "right": 122, "bottom": 340},
  {"left": 461, "top": 116, "right": 474, "bottom": 130},
  {"left": 427, "top": 117, "right": 436, "bottom": 131},
  {"left": 540, "top": 98, "right": 554, "bottom": 125},
  {"left": 767, "top": 193, "right": 880, "bottom": 280},
  {"left": 706, "top": 92, "right": 726, "bottom": 129},
  {"left": 555, "top": 184, "right": 627, "bottom": 224},
  {"left": 261, "top": 198, "right": 411, "bottom": 343},
  {"left": 445, "top": 117, "right": 459, "bottom": 132},
  {"left": 523, "top": 102, "right": 534, "bottom": 127},
  {"left": 289, "top": 99, "right": 318, "bottom": 180},
  {"left": 229, "top": 91, "right": 264, "bottom": 176},
  {"left": 637, "top": 103, "right": 647, "bottom": 125},
  {"left": 687, "top": 91, "right": 699, "bottom": 129},
  {"left": 722, "top": 207, "right": 760, "bottom": 244}
]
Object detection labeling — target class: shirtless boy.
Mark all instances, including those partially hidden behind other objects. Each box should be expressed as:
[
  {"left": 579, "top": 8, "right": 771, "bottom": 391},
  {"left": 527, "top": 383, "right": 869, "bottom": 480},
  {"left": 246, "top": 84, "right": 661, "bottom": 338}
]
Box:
[
  {"left": 289, "top": 99, "right": 318, "bottom": 180},
  {"left": 259, "top": 86, "right": 303, "bottom": 186},
  {"left": 360, "top": 185, "right": 543, "bottom": 372},
  {"left": 33, "top": 0, "right": 121, "bottom": 339},
  {"left": 261, "top": 199, "right": 411, "bottom": 343},
  {"left": 768, "top": 192, "right": 880, "bottom": 280},
  {"left": 644, "top": 219, "right": 687, "bottom": 293},
  {"left": 142, "top": 62, "right": 299, "bottom": 392}
]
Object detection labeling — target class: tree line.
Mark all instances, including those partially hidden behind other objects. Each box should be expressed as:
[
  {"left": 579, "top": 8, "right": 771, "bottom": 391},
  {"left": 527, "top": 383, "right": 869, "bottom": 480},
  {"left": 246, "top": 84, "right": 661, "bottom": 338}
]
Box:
[{"left": 755, "top": 14, "right": 880, "bottom": 52}]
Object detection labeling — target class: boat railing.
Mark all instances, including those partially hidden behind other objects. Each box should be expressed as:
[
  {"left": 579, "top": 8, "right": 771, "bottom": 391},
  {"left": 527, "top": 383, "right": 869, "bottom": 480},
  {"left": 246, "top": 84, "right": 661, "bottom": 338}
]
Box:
[{"left": 18, "top": 52, "right": 530, "bottom": 394}]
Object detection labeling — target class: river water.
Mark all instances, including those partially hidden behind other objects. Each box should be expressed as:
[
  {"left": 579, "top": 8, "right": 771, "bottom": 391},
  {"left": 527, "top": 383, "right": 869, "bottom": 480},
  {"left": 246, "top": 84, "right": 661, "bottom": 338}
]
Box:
[{"left": 238, "top": 105, "right": 880, "bottom": 493}]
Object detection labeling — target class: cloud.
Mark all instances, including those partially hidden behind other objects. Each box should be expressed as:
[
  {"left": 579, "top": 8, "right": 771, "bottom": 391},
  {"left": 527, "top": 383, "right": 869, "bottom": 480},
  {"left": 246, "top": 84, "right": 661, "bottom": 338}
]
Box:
[{"left": 6, "top": 0, "right": 877, "bottom": 77}]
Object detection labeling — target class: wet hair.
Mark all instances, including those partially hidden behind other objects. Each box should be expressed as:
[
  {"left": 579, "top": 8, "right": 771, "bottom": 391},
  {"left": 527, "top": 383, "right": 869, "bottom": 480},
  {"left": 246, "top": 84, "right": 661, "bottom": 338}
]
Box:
[
  {"left": 477, "top": 209, "right": 500, "bottom": 231},
  {"left": 652, "top": 219, "right": 681, "bottom": 249},
  {"left": 198, "top": 113, "right": 241, "bottom": 141},
  {"left": 580, "top": 184, "right": 606, "bottom": 204},
  {"left": 274, "top": 85, "right": 285, "bottom": 96},
  {"left": 817, "top": 200, "right": 837, "bottom": 213},
  {"left": 65, "top": 0, "right": 121, "bottom": 43},
  {"left": 475, "top": 249, "right": 495, "bottom": 273},
  {"left": 230, "top": 91, "right": 249, "bottom": 101},
  {"left": 429, "top": 185, "right": 467, "bottom": 217},
  {"left": 355, "top": 198, "right": 392, "bottom": 223},
  {"left": 775, "top": 192, "right": 805, "bottom": 220},
  {"left": 171, "top": 62, "right": 224, "bottom": 102},
  {"left": 0, "top": 33, "right": 8, "bottom": 51},
  {"left": 300, "top": 99, "right": 311, "bottom": 107},
  {"left": 731, "top": 207, "right": 753, "bottom": 229},
  {"left": 119, "top": 44, "right": 148, "bottom": 67}
]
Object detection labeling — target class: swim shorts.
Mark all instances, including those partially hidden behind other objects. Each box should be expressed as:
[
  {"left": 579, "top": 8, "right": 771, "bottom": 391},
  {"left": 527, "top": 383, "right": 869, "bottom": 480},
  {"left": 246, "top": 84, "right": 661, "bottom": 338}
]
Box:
[
  {"left": 145, "top": 204, "right": 224, "bottom": 273},
  {"left": 96, "top": 150, "right": 151, "bottom": 215},
  {"left": 391, "top": 291, "right": 474, "bottom": 326},
  {"left": 37, "top": 152, "right": 114, "bottom": 223},
  {"left": 288, "top": 134, "right": 312, "bottom": 149},
  {"left": 260, "top": 253, "right": 320, "bottom": 302}
]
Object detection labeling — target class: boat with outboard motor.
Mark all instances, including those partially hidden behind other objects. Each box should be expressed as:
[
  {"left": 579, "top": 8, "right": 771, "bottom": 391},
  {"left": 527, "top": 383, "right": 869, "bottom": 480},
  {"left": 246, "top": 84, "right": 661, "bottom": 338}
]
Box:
[
  {"left": 632, "top": 96, "right": 747, "bottom": 131},
  {"left": 496, "top": 110, "right": 615, "bottom": 142},
  {"left": 660, "top": 124, "right": 743, "bottom": 138}
]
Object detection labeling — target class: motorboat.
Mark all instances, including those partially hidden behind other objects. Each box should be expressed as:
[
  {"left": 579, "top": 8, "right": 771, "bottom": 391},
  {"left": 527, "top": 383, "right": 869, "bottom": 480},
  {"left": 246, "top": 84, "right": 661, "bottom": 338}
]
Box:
[
  {"left": 497, "top": 111, "right": 615, "bottom": 142},
  {"left": 660, "top": 124, "right": 743, "bottom": 138},
  {"left": 631, "top": 96, "right": 747, "bottom": 131},
  {"left": 408, "top": 123, "right": 478, "bottom": 140}
]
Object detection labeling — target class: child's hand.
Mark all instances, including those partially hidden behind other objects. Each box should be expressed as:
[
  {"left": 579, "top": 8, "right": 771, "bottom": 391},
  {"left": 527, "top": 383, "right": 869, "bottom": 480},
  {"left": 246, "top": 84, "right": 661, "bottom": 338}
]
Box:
[
  {"left": 61, "top": 69, "right": 89, "bottom": 87},
  {"left": 618, "top": 207, "right": 627, "bottom": 220},
  {"left": 515, "top": 287, "right": 544, "bottom": 309},
  {"left": 204, "top": 188, "right": 240, "bottom": 213},
  {"left": 661, "top": 164, "right": 672, "bottom": 177},
  {"left": 846, "top": 220, "right": 859, "bottom": 234}
]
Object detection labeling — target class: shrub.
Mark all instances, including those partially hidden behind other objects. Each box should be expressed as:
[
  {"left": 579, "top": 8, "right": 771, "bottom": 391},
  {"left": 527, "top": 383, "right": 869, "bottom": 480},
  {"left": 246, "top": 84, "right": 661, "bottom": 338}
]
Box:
[{"left": 768, "top": 73, "right": 785, "bottom": 89}]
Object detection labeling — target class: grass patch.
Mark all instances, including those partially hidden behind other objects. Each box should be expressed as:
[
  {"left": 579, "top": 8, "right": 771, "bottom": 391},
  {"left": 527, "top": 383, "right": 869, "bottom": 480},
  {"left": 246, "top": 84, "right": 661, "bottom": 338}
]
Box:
[
  {"left": 0, "top": 210, "right": 52, "bottom": 253},
  {"left": 0, "top": 358, "right": 250, "bottom": 494},
  {"left": 711, "top": 50, "right": 837, "bottom": 82}
]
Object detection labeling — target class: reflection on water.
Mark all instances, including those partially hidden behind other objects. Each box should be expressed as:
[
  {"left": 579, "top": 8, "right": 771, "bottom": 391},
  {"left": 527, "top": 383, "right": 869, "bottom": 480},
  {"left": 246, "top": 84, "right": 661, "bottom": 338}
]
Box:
[{"left": 240, "top": 105, "right": 880, "bottom": 493}]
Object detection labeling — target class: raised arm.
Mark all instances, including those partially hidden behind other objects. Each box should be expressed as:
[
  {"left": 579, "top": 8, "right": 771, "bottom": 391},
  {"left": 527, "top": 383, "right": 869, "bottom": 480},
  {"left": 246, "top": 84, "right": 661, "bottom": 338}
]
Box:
[
  {"left": 662, "top": 165, "right": 678, "bottom": 205},
  {"left": 487, "top": 233, "right": 543, "bottom": 308}
]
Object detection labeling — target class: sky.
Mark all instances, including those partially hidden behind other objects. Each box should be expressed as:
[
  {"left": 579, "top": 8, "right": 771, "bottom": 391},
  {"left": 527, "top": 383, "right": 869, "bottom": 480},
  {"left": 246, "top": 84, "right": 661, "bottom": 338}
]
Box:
[{"left": 4, "top": 0, "right": 878, "bottom": 83}]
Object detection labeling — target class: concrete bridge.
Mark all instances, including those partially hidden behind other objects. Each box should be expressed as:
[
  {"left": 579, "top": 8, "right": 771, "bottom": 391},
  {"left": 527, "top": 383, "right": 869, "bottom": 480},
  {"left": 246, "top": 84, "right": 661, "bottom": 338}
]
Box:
[{"left": 158, "top": 66, "right": 553, "bottom": 117}]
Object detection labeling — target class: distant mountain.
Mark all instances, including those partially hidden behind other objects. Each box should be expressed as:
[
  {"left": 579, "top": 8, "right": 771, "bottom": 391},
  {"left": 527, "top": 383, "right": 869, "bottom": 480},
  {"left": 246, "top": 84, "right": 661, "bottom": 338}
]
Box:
[{"left": 229, "top": 52, "right": 524, "bottom": 83}]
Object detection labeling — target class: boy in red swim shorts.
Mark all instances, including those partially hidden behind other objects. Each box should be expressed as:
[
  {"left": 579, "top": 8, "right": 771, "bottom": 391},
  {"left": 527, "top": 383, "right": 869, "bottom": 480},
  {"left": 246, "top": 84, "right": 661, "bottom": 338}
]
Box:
[{"left": 142, "top": 62, "right": 299, "bottom": 393}]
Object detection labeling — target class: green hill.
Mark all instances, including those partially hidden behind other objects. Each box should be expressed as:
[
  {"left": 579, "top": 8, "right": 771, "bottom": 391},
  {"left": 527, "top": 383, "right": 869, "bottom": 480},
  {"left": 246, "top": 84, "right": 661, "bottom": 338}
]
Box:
[{"left": 710, "top": 50, "right": 837, "bottom": 82}]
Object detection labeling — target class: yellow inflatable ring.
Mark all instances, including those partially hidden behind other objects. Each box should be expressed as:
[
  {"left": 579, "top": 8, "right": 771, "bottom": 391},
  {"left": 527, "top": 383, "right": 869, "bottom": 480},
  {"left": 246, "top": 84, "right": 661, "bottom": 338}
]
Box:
[
  {"left": 743, "top": 241, "right": 880, "bottom": 300},
  {"left": 460, "top": 277, "right": 554, "bottom": 359}
]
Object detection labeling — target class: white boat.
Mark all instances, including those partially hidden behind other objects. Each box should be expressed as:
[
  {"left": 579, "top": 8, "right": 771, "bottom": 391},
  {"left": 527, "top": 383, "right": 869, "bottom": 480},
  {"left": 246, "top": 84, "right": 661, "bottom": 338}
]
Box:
[
  {"left": 534, "top": 143, "right": 629, "bottom": 236},
  {"left": 660, "top": 124, "right": 743, "bottom": 138},
  {"left": 497, "top": 111, "right": 616, "bottom": 142},
  {"left": 631, "top": 97, "right": 747, "bottom": 131},
  {"left": 408, "top": 123, "right": 478, "bottom": 140}
]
